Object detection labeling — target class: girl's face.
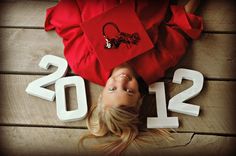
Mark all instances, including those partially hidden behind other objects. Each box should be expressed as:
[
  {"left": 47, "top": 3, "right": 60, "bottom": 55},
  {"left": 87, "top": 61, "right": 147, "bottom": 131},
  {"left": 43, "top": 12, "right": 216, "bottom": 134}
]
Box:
[{"left": 102, "top": 64, "right": 141, "bottom": 108}]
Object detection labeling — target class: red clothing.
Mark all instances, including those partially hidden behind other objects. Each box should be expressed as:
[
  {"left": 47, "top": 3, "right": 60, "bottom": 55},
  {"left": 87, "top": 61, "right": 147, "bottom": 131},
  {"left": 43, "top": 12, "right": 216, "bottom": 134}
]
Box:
[{"left": 45, "top": 0, "right": 203, "bottom": 86}]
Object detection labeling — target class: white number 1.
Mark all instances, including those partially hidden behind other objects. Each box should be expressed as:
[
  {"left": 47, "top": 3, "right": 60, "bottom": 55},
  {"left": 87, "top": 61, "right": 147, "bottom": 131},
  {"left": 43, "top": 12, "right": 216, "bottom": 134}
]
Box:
[{"left": 147, "top": 82, "right": 179, "bottom": 128}]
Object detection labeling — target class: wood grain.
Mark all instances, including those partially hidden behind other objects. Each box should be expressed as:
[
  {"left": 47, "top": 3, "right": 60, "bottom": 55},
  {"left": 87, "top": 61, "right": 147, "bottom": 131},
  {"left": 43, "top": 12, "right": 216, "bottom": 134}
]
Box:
[
  {"left": 177, "top": 0, "right": 236, "bottom": 32},
  {"left": 0, "top": 1, "right": 55, "bottom": 28},
  {"left": 1, "top": 74, "right": 236, "bottom": 134},
  {"left": 200, "top": 0, "right": 236, "bottom": 32},
  {"left": 0, "top": 0, "right": 235, "bottom": 32},
  {"left": 0, "top": 74, "right": 102, "bottom": 128},
  {"left": 0, "top": 126, "right": 235, "bottom": 156},
  {"left": 0, "top": 126, "right": 192, "bottom": 156},
  {"left": 0, "top": 0, "right": 235, "bottom": 155},
  {"left": 168, "top": 80, "right": 236, "bottom": 134},
  {"left": 141, "top": 80, "right": 236, "bottom": 134},
  {"left": 0, "top": 28, "right": 236, "bottom": 79},
  {"left": 167, "top": 33, "right": 236, "bottom": 79},
  {"left": 0, "top": 29, "right": 64, "bottom": 74},
  {"left": 145, "top": 134, "right": 236, "bottom": 156}
]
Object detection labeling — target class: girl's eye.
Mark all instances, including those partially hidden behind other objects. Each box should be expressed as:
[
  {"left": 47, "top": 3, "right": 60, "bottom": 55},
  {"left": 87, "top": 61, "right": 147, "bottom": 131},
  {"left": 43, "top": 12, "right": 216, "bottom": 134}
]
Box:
[
  {"left": 108, "top": 87, "right": 116, "bottom": 92},
  {"left": 126, "top": 89, "right": 133, "bottom": 94}
]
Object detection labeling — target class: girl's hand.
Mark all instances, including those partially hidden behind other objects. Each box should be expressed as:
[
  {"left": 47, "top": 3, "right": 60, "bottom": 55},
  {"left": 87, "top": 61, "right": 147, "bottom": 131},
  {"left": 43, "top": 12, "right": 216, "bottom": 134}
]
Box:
[{"left": 184, "top": 0, "right": 200, "bottom": 13}]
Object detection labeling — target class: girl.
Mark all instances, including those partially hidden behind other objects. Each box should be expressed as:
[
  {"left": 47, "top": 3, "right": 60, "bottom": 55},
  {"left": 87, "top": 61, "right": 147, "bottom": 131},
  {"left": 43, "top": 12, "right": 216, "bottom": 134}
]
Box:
[{"left": 45, "top": 0, "right": 202, "bottom": 155}]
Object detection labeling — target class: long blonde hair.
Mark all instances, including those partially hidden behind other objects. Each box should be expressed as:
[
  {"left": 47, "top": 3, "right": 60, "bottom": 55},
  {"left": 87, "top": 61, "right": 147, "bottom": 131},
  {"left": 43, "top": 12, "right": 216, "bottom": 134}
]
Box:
[{"left": 79, "top": 95, "right": 171, "bottom": 155}]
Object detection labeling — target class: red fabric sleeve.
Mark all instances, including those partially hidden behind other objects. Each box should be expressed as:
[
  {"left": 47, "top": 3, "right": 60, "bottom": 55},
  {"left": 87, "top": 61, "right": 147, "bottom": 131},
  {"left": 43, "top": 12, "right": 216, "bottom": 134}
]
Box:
[
  {"left": 130, "top": 5, "right": 203, "bottom": 84},
  {"left": 155, "top": 5, "right": 203, "bottom": 79},
  {"left": 156, "top": 5, "right": 203, "bottom": 77},
  {"left": 44, "top": 6, "right": 55, "bottom": 31},
  {"left": 163, "top": 5, "right": 203, "bottom": 64},
  {"left": 44, "top": 0, "right": 82, "bottom": 33},
  {"left": 167, "top": 5, "right": 203, "bottom": 39}
]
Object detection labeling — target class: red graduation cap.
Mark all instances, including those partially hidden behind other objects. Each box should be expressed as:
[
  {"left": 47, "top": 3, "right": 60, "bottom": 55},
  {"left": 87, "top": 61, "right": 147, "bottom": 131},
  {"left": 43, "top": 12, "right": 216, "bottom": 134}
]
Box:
[{"left": 81, "top": 1, "right": 154, "bottom": 70}]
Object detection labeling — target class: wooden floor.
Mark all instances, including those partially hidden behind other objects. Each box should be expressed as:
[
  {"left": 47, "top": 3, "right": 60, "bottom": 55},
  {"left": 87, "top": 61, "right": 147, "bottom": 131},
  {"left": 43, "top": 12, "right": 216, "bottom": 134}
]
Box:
[{"left": 0, "top": 0, "right": 236, "bottom": 155}]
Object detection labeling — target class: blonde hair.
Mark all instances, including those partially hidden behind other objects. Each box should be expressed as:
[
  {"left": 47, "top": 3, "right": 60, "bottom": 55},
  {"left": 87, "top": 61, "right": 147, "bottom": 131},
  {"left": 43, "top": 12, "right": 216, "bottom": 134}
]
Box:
[{"left": 79, "top": 95, "right": 171, "bottom": 155}]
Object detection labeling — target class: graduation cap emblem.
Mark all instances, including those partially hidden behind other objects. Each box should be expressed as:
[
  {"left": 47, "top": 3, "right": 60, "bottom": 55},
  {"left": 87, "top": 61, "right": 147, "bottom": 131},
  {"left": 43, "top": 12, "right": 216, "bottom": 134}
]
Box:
[{"left": 103, "top": 22, "right": 140, "bottom": 49}]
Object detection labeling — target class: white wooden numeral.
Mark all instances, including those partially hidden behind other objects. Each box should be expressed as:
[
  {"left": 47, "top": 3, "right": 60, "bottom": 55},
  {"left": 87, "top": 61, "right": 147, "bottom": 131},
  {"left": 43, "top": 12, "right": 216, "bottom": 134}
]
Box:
[
  {"left": 168, "top": 68, "right": 204, "bottom": 116},
  {"left": 55, "top": 76, "right": 88, "bottom": 122},
  {"left": 147, "top": 82, "right": 179, "bottom": 128},
  {"left": 25, "top": 55, "right": 68, "bottom": 101}
]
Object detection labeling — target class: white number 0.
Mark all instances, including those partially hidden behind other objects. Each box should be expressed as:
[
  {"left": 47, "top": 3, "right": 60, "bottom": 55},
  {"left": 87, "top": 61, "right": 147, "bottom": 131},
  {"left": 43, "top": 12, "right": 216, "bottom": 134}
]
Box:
[{"left": 55, "top": 76, "right": 88, "bottom": 121}]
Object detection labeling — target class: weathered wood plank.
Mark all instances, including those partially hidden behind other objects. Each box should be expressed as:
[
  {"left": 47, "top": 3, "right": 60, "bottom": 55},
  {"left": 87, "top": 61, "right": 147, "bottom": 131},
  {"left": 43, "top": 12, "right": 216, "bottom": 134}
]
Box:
[
  {"left": 0, "top": 0, "right": 235, "bottom": 32},
  {"left": 1, "top": 74, "right": 236, "bottom": 134},
  {"left": 143, "top": 134, "right": 236, "bottom": 156},
  {"left": 0, "top": 126, "right": 235, "bottom": 155},
  {"left": 0, "top": 74, "right": 102, "bottom": 128},
  {"left": 156, "top": 135, "right": 236, "bottom": 156},
  {"left": 177, "top": 0, "right": 236, "bottom": 32},
  {"left": 142, "top": 80, "right": 236, "bottom": 134},
  {"left": 167, "top": 33, "right": 236, "bottom": 79},
  {"left": 0, "top": 126, "right": 82, "bottom": 156},
  {"left": 0, "top": 126, "right": 193, "bottom": 155},
  {"left": 1, "top": 28, "right": 235, "bottom": 79},
  {"left": 169, "top": 80, "right": 236, "bottom": 134},
  {"left": 0, "top": 1, "right": 55, "bottom": 28},
  {"left": 200, "top": 0, "right": 236, "bottom": 32},
  {"left": 0, "top": 29, "right": 64, "bottom": 74}
]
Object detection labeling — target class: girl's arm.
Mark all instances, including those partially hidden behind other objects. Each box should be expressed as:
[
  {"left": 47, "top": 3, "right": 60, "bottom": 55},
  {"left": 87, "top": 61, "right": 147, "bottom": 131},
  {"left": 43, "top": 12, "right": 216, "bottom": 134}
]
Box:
[{"left": 184, "top": 0, "right": 200, "bottom": 13}]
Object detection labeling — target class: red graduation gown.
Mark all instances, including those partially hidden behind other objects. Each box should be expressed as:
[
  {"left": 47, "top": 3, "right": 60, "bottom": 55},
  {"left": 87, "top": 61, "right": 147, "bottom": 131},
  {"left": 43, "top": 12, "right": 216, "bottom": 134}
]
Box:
[{"left": 45, "top": 0, "right": 203, "bottom": 86}]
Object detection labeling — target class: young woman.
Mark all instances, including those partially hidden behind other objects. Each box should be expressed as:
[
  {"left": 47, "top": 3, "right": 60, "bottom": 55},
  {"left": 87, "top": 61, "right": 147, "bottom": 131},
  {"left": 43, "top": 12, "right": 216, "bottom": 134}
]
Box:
[{"left": 45, "top": 0, "right": 202, "bottom": 155}]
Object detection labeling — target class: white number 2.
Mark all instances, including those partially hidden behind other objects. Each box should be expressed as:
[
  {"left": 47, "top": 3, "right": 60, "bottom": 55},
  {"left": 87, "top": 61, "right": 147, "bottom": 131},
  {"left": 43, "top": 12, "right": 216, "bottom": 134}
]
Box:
[
  {"left": 147, "top": 82, "right": 179, "bottom": 128},
  {"left": 168, "top": 68, "right": 204, "bottom": 116},
  {"left": 25, "top": 55, "right": 68, "bottom": 101}
]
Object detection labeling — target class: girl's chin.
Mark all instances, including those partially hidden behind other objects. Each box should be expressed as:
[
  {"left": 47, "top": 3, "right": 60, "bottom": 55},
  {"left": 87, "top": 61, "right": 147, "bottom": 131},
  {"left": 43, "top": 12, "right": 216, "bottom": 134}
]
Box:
[{"left": 112, "top": 65, "right": 134, "bottom": 77}]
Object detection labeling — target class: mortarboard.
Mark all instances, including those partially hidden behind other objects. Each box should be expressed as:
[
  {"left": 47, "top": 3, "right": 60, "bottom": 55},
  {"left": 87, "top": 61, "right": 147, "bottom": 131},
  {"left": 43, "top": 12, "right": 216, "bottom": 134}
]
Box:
[{"left": 81, "top": 1, "right": 154, "bottom": 70}]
